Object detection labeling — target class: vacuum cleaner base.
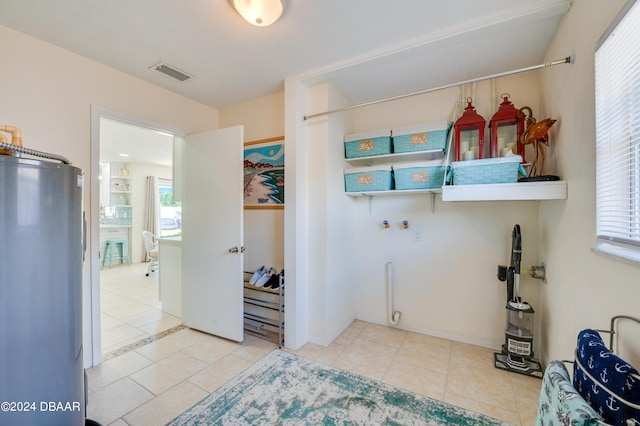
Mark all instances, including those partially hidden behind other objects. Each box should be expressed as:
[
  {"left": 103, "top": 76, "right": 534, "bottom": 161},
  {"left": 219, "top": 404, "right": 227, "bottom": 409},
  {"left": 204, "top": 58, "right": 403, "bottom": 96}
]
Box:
[{"left": 494, "top": 352, "right": 543, "bottom": 378}]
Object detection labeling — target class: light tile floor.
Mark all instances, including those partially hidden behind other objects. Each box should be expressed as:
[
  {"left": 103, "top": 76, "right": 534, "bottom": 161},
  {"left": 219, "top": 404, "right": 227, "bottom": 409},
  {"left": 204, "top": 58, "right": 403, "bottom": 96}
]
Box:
[
  {"left": 100, "top": 262, "right": 182, "bottom": 356},
  {"left": 87, "top": 320, "right": 542, "bottom": 425}
]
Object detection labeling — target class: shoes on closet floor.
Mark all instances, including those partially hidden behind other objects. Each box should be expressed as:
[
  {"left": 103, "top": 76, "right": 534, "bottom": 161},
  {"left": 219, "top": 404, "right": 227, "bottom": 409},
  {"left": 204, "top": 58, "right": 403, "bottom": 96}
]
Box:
[
  {"left": 266, "top": 269, "right": 284, "bottom": 289},
  {"left": 255, "top": 267, "right": 276, "bottom": 287},
  {"left": 249, "top": 266, "right": 266, "bottom": 285},
  {"left": 265, "top": 273, "right": 279, "bottom": 289}
]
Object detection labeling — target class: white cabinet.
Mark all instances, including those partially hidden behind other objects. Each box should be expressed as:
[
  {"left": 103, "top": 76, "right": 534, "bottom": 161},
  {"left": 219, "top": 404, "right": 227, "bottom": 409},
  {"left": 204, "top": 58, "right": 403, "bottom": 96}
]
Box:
[
  {"left": 159, "top": 237, "right": 182, "bottom": 317},
  {"left": 99, "top": 163, "right": 133, "bottom": 262},
  {"left": 99, "top": 226, "right": 130, "bottom": 260},
  {"left": 109, "top": 164, "right": 132, "bottom": 206},
  {"left": 100, "top": 162, "right": 132, "bottom": 207},
  {"left": 110, "top": 176, "right": 131, "bottom": 206},
  {"left": 100, "top": 162, "right": 132, "bottom": 227}
]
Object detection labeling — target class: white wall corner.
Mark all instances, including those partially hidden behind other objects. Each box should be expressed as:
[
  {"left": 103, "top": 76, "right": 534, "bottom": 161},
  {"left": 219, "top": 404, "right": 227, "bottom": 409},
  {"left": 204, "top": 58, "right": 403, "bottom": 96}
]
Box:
[{"left": 284, "top": 77, "right": 310, "bottom": 350}]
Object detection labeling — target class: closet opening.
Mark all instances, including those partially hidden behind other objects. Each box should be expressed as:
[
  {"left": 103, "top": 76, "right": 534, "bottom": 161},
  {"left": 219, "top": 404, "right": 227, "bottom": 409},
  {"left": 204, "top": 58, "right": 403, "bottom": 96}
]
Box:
[{"left": 242, "top": 136, "right": 286, "bottom": 347}]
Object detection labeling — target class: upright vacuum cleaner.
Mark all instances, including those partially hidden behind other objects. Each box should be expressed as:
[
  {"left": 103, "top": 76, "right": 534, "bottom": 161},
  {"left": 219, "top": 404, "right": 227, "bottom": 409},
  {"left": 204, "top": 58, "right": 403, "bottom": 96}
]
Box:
[{"left": 494, "top": 224, "right": 543, "bottom": 378}]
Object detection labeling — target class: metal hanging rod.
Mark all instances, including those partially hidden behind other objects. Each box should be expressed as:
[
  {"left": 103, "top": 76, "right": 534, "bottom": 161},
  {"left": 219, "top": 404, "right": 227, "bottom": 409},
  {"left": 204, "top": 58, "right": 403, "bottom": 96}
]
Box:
[{"left": 303, "top": 56, "right": 574, "bottom": 121}]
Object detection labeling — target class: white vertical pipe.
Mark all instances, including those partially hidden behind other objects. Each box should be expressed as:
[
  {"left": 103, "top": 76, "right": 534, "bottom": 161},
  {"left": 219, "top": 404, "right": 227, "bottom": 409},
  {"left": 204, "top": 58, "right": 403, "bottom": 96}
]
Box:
[{"left": 386, "top": 262, "right": 401, "bottom": 325}]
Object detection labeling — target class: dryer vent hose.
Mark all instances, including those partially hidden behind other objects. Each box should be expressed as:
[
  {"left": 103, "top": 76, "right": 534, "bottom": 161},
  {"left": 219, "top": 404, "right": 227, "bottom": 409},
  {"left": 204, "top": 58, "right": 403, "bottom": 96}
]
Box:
[
  {"left": 1, "top": 125, "right": 70, "bottom": 164},
  {"left": 0, "top": 125, "right": 22, "bottom": 156}
]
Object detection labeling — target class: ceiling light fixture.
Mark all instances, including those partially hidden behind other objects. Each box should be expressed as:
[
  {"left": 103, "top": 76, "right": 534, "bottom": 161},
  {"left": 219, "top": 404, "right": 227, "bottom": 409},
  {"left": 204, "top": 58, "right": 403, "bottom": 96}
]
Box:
[{"left": 229, "top": 0, "right": 285, "bottom": 27}]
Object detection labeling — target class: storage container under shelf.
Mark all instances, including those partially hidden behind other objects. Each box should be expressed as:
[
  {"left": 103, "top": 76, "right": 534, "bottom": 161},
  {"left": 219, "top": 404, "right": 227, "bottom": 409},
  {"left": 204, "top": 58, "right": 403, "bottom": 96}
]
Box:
[
  {"left": 392, "top": 121, "right": 452, "bottom": 155},
  {"left": 344, "top": 129, "right": 392, "bottom": 159},
  {"left": 344, "top": 165, "right": 393, "bottom": 192},
  {"left": 447, "top": 155, "right": 526, "bottom": 185},
  {"left": 243, "top": 271, "right": 284, "bottom": 347},
  {"left": 393, "top": 160, "right": 446, "bottom": 190}
]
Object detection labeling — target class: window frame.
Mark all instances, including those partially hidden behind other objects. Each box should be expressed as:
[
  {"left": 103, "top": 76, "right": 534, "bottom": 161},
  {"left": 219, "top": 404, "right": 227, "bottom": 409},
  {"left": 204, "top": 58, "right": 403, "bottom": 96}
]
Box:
[
  {"left": 594, "top": 0, "right": 640, "bottom": 266},
  {"left": 158, "top": 178, "right": 182, "bottom": 238}
]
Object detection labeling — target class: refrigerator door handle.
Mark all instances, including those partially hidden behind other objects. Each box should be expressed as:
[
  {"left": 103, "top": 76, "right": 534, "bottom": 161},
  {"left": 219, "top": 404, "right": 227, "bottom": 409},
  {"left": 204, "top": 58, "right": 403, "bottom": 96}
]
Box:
[{"left": 82, "top": 211, "right": 87, "bottom": 262}]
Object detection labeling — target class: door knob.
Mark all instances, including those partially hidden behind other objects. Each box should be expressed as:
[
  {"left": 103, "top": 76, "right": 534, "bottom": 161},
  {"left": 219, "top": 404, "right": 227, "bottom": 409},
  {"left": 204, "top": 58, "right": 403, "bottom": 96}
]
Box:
[{"left": 228, "top": 246, "right": 239, "bottom": 253}]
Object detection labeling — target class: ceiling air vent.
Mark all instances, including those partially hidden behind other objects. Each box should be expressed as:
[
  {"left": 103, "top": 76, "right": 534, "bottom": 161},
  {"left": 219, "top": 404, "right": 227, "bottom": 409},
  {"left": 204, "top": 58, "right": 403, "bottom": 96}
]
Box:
[{"left": 150, "top": 62, "right": 193, "bottom": 82}]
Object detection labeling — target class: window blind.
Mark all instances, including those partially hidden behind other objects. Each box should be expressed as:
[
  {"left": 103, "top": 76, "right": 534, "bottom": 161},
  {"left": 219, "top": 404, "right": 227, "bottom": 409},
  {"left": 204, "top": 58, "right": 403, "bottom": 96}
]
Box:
[{"left": 595, "top": 0, "right": 640, "bottom": 262}]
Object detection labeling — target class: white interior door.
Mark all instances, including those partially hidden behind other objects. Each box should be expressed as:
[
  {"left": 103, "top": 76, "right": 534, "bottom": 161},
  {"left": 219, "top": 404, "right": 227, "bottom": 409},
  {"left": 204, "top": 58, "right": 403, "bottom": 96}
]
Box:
[{"left": 181, "top": 126, "right": 244, "bottom": 341}]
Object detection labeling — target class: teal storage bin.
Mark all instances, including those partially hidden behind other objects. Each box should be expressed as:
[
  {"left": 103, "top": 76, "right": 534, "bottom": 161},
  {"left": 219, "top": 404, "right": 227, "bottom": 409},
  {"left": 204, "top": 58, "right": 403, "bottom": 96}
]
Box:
[
  {"left": 392, "top": 121, "right": 453, "bottom": 154},
  {"left": 447, "top": 156, "right": 526, "bottom": 185},
  {"left": 344, "top": 130, "right": 392, "bottom": 159},
  {"left": 344, "top": 165, "right": 393, "bottom": 192},
  {"left": 393, "top": 160, "right": 446, "bottom": 190}
]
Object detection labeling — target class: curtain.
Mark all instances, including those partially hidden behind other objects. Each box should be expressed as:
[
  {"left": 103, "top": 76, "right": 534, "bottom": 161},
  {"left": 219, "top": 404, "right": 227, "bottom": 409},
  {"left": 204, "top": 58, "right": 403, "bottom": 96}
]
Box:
[{"left": 143, "top": 176, "right": 160, "bottom": 261}]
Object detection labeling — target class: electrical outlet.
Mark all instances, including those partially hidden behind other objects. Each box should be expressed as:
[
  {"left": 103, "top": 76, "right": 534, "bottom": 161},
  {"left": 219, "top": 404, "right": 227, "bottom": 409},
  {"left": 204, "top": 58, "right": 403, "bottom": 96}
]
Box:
[{"left": 413, "top": 231, "right": 422, "bottom": 241}]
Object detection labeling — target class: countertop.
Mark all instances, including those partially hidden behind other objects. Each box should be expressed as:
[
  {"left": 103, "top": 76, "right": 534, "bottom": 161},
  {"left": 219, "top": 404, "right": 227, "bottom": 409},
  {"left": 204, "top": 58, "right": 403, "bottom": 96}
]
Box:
[{"left": 159, "top": 236, "right": 182, "bottom": 246}]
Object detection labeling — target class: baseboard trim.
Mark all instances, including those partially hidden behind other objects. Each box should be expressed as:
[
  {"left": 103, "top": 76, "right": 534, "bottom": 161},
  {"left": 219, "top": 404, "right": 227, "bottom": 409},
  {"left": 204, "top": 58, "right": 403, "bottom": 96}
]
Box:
[{"left": 354, "top": 313, "right": 502, "bottom": 351}]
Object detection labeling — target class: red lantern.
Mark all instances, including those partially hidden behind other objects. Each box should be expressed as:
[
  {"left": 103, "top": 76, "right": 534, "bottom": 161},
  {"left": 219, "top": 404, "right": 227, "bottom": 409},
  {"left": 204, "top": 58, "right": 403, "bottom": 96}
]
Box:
[
  {"left": 489, "top": 93, "right": 525, "bottom": 161},
  {"left": 454, "top": 98, "right": 486, "bottom": 161}
]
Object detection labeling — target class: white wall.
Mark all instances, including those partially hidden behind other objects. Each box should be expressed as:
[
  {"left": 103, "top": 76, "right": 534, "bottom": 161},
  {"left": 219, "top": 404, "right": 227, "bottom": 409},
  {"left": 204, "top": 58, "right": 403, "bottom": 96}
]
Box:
[
  {"left": 539, "top": 0, "right": 640, "bottom": 366},
  {"left": 298, "top": 74, "right": 545, "bottom": 350},
  {"left": 220, "top": 92, "right": 285, "bottom": 273},
  {"left": 305, "top": 82, "right": 358, "bottom": 345},
  {"left": 284, "top": 77, "right": 311, "bottom": 349},
  {"left": 0, "top": 24, "right": 219, "bottom": 366},
  {"left": 325, "top": 85, "right": 359, "bottom": 345},
  {"left": 220, "top": 92, "right": 284, "bottom": 142},
  {"left": 306, "top": 84, "right": 331, "bottom": 344}
]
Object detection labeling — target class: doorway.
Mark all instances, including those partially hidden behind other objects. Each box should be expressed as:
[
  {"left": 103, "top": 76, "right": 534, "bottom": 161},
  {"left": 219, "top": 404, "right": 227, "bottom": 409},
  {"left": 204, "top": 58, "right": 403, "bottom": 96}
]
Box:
[
  {"left": 89, "top": 108, "right": 285, "bottom": 367},
  {"left": 89, "top": 106, "right": 186, "bottom": 365}
]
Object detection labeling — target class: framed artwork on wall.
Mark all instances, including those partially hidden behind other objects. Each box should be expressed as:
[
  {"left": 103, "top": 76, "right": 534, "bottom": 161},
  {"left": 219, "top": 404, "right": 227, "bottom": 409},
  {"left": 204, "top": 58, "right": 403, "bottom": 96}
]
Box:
[{"left": 244, "top": 136, "right": 284, "bottom": 209}]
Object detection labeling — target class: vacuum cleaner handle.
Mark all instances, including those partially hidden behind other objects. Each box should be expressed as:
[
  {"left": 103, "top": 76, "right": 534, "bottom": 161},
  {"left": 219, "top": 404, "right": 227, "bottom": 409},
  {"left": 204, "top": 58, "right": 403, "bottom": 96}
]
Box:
[
  {"left": 511, "top": 224, "right": 521, "bottom": 274},
  {"left": 506, "top": 266, "right": 515, "bottom": 303}
]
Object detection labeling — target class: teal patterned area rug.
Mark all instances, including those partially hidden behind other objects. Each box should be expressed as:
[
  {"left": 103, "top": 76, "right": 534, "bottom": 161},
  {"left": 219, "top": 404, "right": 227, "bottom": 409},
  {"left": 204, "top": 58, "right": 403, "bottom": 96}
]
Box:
[{"left": 168, "top": 349, "right": 512, "bottom": 425}]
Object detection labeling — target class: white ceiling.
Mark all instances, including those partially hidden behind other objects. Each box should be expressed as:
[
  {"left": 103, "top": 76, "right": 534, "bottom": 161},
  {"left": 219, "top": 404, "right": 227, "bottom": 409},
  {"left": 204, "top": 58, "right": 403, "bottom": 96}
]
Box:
[
  {"left": 0, "top": 0, "right": 572, "bottom": 165},
  {"left": 0, "top": 0, "right": 571, "bottom": 109},
  {"left": 99, "top": 118, "right": 174, "bottom": 167}
]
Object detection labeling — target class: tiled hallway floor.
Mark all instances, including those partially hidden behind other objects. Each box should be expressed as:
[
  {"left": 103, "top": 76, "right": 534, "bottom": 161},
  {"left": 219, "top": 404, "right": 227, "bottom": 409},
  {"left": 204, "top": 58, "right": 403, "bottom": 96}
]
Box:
[
  {"left": 87, "top": 320, "right": 542, "bottom": 425},
  {"left": 100, "top": 262, "right": 181, "bottom": 356}
]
